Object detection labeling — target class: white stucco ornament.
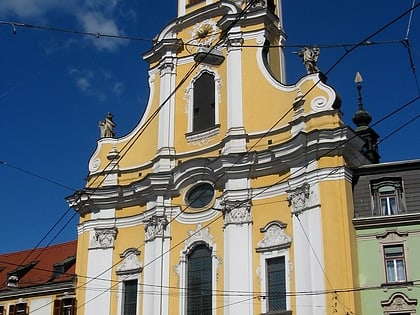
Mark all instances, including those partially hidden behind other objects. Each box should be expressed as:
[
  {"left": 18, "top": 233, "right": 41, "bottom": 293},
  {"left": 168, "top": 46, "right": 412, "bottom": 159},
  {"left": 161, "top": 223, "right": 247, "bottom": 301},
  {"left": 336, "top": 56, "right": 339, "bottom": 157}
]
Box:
[
  {"left": 190, "top": 19, "right": 219, "bottom": 52},
  {"left": 89, "top": 158, "right": 101, "bottom": 172}
]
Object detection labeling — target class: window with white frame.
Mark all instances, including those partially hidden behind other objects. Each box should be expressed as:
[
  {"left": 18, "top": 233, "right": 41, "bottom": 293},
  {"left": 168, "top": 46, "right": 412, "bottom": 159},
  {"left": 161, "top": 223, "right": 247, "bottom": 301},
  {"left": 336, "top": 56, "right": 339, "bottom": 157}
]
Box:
[
  {"left": 185, "top": 68, "right": 221, "bottom": 143},
  {"left": 384, "top": 244, "right": 407, "bottom": 283},
  {"left": 256, "top": 221, "right": 292, "bottom": 315},
  {"left": 371, "top": 178, "right": 404, "bottom": 216},
  {"left": 378, "top": 231, "right": 410, "bottom": 286},
  {"left": 116, "top": 248, "right": 142, "bottom": 315},
  {"left": 174, "top": 224, "right": 221, "bottom": 315}
]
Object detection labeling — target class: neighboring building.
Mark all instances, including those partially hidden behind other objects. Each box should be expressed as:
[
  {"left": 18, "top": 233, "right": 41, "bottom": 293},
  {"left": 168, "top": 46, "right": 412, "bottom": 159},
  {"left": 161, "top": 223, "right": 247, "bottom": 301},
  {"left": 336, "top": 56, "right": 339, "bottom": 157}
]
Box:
[
  {"left": 67, "top": 1, "right": 372, "bottom": 315},
  {"left": 352, "top": 159, "right": 420, "bottom": 315},
  {"left": 0, "top": 241, "right": 77, "bottom": 315}
]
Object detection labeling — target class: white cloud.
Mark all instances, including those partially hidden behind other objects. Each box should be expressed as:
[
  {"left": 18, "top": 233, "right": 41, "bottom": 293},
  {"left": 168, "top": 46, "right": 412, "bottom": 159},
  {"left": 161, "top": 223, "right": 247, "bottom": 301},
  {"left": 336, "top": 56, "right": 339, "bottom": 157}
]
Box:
[
  {"left": 68, "top": 67, "right": 114, "bottom": 102},
  {"left": 78, "top": 11, "right": 127, "bottom": 51},
  {"left": 76, "top": 77, "right": 90, "bottom": 91},
  {"left": 113, "top": 82, "right": 124, "bottom": 96},
  {"left": 0, "top": 0, "right": 63, "bottom": 18},
  {"left": 0, "top": 0, "right": 127, "bottom": 52}
]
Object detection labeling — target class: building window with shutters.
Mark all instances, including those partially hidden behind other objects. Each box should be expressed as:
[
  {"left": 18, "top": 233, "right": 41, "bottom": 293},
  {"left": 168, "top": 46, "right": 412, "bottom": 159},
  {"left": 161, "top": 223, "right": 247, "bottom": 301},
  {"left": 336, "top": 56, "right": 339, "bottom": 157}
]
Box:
[
  {"left": 53, "top": 297, "right": 77, "bottom": 315},
  {"left": 8, "top": 303, "right": 28, "bottom": 315},
  {"left": 187, "top": 244, "right": 212, "bottom": 315}
]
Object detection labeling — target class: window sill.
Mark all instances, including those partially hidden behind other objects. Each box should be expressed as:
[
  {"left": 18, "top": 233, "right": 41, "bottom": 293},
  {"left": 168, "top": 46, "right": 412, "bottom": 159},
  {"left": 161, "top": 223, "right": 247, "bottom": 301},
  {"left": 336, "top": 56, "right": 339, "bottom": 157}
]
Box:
[
  {"left": 185, "top": 125, "right": 220, "bottom": 144},
  {"left": 381, "top": 281, "right": 413, "bottom": 290}
]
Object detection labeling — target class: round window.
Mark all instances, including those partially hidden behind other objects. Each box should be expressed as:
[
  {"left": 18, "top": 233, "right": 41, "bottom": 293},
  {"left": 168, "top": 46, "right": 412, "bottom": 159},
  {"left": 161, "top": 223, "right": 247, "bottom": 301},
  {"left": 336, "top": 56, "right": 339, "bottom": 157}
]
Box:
[{"left": 186, "top": 183, "right": 214, "bottom": 209}]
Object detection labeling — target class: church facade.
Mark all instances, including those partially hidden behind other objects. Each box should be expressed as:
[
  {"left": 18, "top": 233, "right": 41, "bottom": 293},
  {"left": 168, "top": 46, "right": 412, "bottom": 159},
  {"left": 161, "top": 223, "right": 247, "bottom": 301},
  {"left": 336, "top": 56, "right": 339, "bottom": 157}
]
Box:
[{"left": 67, "top": 1, "right": 371, "bottom": 314}]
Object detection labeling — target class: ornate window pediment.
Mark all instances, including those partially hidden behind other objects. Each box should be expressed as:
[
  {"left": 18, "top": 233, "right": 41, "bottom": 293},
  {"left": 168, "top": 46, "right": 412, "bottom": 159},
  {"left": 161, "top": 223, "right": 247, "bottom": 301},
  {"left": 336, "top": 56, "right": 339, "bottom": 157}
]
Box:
[
  {"left": 116, "top": 248, "right": 142, "bottom": 275},
  {"left": 257, "top": 221, "right": 291, "bottom": 252},
  {"left": 381, "top": 292, "right": 417, "bottom": 315}
]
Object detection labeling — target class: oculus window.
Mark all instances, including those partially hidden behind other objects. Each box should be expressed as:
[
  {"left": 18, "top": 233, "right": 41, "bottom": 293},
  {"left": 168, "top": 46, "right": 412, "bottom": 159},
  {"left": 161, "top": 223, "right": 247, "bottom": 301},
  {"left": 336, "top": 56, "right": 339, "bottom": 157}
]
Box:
[{"left": 186, "top": 183, "right": 214, "bottom": 209}]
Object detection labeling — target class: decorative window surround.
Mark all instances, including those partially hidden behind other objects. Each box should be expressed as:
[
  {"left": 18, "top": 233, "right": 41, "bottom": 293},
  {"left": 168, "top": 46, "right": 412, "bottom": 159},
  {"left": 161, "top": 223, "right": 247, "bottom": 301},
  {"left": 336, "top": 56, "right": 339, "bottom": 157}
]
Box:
[
  {"left": 184, "top": 65, "right": 221, "bottom": 135},
  {"left": 370, "top": 178, "right": 405, "bottom": 216},
  {"left": 185, "top": 124, "right": 220, "bottom": 145},
  {"left": 381, "top": 292, "right": 417, "bottom": 315},
  {"left": 174, "top": 224, "right": 222, "bottom": 315},
  {"left": 116, "top": 248, "right": 142, "bottom": 275},
  {"left": 116, "top": 248, "right": 142, "bottom": 315},
  {"left": 377, "top": 231, "right": 410, "bottom": 287},
  {"left": 256, "top": 221, "right": 292, "bottom": 314}
]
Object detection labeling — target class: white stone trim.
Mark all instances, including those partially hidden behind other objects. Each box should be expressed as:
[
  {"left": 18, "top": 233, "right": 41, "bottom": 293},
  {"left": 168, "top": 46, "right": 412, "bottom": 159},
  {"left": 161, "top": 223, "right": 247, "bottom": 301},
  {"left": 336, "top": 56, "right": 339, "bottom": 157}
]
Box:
[
  {"left": 116, "top": 249, "right": 142, "bottom": 315},
  {"left": 174, "top": 224, "right": 221, "bottom": 315},
  {"left": 256, "top": 221, "right": 292, "bottom": 313},
  {"left": 184, "top": 65, "right": 221, "bottom": 134}
]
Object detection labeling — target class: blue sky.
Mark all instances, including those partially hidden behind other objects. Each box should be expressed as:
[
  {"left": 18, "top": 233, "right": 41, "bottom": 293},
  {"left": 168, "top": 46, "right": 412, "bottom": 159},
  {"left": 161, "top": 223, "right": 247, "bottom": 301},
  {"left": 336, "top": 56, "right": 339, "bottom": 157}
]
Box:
[{"left": 1, "top": 1, "right": 419, "bottom": 254}]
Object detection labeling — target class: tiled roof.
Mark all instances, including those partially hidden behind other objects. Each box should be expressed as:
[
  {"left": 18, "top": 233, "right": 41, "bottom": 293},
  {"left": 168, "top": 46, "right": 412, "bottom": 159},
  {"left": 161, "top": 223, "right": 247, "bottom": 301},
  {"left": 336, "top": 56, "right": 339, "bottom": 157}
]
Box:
[{"left": 0, "top": 241, "right": 77, "bottom": 290}]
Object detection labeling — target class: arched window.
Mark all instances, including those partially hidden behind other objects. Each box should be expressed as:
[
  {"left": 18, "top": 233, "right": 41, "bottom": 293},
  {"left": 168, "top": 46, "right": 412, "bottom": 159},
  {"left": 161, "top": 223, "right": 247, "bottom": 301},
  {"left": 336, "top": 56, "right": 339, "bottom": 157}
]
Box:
[
  {"left": 187, "top": 244, "right": 212, "bottom": 314},
  {"left": 193, "top": 72, "right": 215, "bottom": 133}
]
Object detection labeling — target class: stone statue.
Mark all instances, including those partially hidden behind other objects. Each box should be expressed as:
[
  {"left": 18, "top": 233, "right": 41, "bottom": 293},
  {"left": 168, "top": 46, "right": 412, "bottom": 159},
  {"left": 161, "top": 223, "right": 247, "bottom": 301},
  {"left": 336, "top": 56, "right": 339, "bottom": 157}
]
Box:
[
  {"left": 296, "top": 45, "right": 320, "bottom": 74},
  {"left": 99, "top": 112, "right": 116, "bottom": 138}
]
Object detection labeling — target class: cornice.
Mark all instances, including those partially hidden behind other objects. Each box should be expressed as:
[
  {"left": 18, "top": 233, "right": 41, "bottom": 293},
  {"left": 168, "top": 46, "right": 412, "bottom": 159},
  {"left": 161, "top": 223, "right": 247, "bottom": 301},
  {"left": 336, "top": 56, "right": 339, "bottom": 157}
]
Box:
[
  {"left": 353, "top": 213, "right": 420, "bottom": 230},
  {"left": 0, "top": 281, "right": 74, "bottom": 300},
  {"left": 69, "top": 126, "right": 360, "bottom": 214}
]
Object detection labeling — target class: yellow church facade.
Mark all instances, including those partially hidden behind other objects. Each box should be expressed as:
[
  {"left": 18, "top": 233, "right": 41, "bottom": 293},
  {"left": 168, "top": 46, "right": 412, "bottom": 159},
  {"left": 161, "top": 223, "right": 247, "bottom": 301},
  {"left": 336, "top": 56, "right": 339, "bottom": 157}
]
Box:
[{"left": 67, "top": 1, "right": 370, "bottom": 314}]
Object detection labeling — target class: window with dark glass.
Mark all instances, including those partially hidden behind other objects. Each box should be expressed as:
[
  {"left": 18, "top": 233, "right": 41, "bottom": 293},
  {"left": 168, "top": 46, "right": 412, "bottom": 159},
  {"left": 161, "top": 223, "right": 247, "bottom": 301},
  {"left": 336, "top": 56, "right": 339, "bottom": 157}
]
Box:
[
  {"left": 186, "top": 183, "right": 214, "bottom": 209},
  {"left": 267, "top": 256, "right": 286, "bottom": 311},
  {"left": 9, "top": 303, "right": 28, "bottom": 315},
  {"left": 123, "top": 279, "right": 138, "bottom": 315},
  {"left": 53, "top": 298, "right": 77, "bottom": 315},
  {"left": 188, "top": 0, "right": 205, "bottom": 6},
  {"left": 187, "top": 244, "right": 212, "bottom": 315},
  {"left": 0, "top": 305, "right": 4, "bottom": 315},
  {"left": 384, "top": 244, "right": 407, "bottom": 283},
  {"left": 193, "top": 72, "right": 215, "bottom": 133}
]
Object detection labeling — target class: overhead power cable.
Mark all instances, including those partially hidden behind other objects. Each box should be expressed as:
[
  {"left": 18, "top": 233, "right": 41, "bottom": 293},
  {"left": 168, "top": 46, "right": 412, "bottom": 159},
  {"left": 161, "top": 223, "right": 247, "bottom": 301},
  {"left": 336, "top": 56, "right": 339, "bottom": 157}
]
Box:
[
  {"left": 0, "top": 20, "right": 152, "bottom": 42},
  {"left": 5, "top": 2, "right": 419, "bottom": 313}
]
